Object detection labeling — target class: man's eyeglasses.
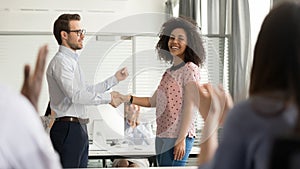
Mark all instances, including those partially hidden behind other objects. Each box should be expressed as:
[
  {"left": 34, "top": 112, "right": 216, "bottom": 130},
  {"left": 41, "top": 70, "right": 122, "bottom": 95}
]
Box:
[{"left": 67, "top": 29, "right": 86, "bottom": 36}]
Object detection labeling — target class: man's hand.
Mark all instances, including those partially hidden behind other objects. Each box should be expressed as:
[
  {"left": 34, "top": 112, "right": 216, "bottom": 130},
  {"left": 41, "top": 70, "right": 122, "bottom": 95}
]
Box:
[
  {"left": 110, "top": 91, "right": 122, "bottom": 108},
  {"left": 21, "top": 45, "right": 48, "bottom": 111},
  {"left": 115, "top": 67, "right": 129, "bottom": 82},
  {"left": 109, "top": 91, "right": 128, "bottom": 107}
]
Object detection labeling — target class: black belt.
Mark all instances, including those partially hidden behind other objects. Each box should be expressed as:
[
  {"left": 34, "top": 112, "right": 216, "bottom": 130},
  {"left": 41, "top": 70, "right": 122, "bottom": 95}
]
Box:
[{"left": 55, "top": 116, "right": 89, "bottom": 124}]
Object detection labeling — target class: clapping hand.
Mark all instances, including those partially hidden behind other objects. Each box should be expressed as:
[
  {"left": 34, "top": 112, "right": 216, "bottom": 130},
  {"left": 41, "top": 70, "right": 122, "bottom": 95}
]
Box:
[
  {"left": 198, "top": 83, "right": 233, "bottom": 125},
  {"left": 125, "top": 104, "right": 140, "bottom": 128},
  {"left": 198, "top": 83, "right": 213, "bottom": 121},
  {"left": 115, "top": 67, "right": 129, "bottom": 82},
  {"left": 21, "top": 45, "right": 48, "bottom": 111},
  {"left": 197, "top": 83, "right": 233, "bottom": 164}
]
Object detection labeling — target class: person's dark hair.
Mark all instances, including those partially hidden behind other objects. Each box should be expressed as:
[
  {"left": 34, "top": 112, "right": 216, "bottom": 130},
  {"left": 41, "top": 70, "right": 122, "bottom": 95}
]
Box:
[
  {"left": 249, "top": 2, "right": 300, "bottom": 132},
  {"left": 156, "top": 16, "right": 205, "bottom": 67},
  {"left": 53, "top": 14, "right": 81, "bottom": 45}
]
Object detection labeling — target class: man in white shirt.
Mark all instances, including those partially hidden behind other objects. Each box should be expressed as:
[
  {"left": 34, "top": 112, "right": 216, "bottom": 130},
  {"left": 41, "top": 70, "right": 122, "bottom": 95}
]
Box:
[
  {"left": 47, "top": 13, "right": 128, "bottom": 168},
  {"left": 0, "top": 45, "right": 62, "bottom": 169}
]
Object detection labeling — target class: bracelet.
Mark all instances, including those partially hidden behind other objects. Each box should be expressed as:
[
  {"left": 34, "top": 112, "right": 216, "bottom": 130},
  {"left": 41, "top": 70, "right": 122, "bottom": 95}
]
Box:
[{"left": 129, "top": 95, "right": 133, "bottom": 104}]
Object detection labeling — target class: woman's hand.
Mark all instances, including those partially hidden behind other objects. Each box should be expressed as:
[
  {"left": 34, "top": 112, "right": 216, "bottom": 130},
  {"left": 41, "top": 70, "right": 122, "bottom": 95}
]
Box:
[{"left": 174, "top": 139, "right": 186, "bottom": 161}]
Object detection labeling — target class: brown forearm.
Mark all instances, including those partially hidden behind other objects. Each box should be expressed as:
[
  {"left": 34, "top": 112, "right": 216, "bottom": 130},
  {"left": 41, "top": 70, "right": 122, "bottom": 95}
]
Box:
[{"left": 131, "top": 96, "right": 152, "bottom": 107}]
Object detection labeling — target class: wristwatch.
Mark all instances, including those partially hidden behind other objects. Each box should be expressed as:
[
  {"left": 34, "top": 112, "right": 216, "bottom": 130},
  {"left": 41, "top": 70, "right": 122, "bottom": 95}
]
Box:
[{"left": 129, "top": 95, "right": 133, "bottom": 104}]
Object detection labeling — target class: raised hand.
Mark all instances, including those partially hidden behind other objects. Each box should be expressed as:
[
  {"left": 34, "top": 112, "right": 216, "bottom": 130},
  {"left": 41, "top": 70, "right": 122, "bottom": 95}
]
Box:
[
  {"left": 21, "top": 45, "right": 48, "bottom": 111},
  {"left": 220, "top": 89, "right": 233, "bottom": 125},
  {"left": 198, "top": 83, "right": 233, "bottom": 144},
  {"left": 198, "top": 83, "right": 233, "bottom": 124},
  {"left": 115, "top": 67, "right": 129, "bottom": 82},
  {"left": 197, "top": 83, "right": 233, "bottom": 164},
  {"left": 198, "top": 83, "right": 213, "bottom": 120}
]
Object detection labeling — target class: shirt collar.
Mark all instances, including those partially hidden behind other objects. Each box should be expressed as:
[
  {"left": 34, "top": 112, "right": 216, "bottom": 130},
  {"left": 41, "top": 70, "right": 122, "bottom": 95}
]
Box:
[
  {"left": 170, "top": 61, "right": 185, "bottom": 71},
  {"left": 59, "top": 45, "right": 79, "bottom": 61}
]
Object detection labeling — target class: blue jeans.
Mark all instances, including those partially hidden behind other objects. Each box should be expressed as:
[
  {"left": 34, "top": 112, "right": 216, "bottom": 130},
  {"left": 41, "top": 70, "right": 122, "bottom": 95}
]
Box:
[{"left": 155, "top": 136, "right": 195, "bottom": 166}]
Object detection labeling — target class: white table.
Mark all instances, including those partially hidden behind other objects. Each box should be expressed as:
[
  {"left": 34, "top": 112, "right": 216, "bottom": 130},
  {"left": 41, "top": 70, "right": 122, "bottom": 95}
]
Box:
[
  {"left": 89, "top": 144, "right": 156, "bottom": 167},
  {"left": 88, "top": 143, "right": 200, "bottom": 167}
]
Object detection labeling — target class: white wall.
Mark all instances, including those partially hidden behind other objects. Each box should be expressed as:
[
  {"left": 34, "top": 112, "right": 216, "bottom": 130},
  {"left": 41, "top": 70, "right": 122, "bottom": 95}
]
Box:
[{"left": 0, "top": 0, "right": 166, "bottom": 33}]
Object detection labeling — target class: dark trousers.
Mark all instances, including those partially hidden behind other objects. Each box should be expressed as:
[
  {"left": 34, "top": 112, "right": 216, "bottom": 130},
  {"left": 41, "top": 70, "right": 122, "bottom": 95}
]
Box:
[{"left": 50, "top": 121, "right": 89, "bottom": 168}]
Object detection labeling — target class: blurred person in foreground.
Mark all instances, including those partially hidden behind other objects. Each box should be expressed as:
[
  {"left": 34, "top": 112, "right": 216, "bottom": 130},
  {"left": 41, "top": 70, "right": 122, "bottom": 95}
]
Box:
[
  {"left": 198, "top": 2, "right": 300, "bottom": 169},
  {"left": 0, "top": 45, "right": 62, "bottom": 169}
]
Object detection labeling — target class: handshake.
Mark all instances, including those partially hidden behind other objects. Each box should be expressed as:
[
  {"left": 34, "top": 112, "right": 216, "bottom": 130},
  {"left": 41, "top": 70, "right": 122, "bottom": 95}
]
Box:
[
  {"left": 109, "top": 91, "right": 131, "bottom": 108},
  {"left": 108, "top": 67, "right": 131, "bottom": 108}
]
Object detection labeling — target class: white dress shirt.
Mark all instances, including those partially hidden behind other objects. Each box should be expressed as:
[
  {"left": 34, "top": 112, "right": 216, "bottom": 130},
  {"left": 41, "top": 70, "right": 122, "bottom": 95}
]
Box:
[
  {"left": 47, "top": 45, "right": 118, "bottom": 118},
  {"left": 0, "top": 84, "right": 62, "bottom": 169}
]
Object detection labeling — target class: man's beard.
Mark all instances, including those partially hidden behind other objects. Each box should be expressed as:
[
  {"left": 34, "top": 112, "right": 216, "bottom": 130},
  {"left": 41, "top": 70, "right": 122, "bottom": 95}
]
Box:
[{"left": 68, "top": 41, "right": 83, "bottom": 51}]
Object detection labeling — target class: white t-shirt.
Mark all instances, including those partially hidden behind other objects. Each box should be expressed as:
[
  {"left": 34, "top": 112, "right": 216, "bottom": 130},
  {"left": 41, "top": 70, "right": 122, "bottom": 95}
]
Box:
[{"left": 0, "top": 84, "right": 62, "bottom": 169}]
